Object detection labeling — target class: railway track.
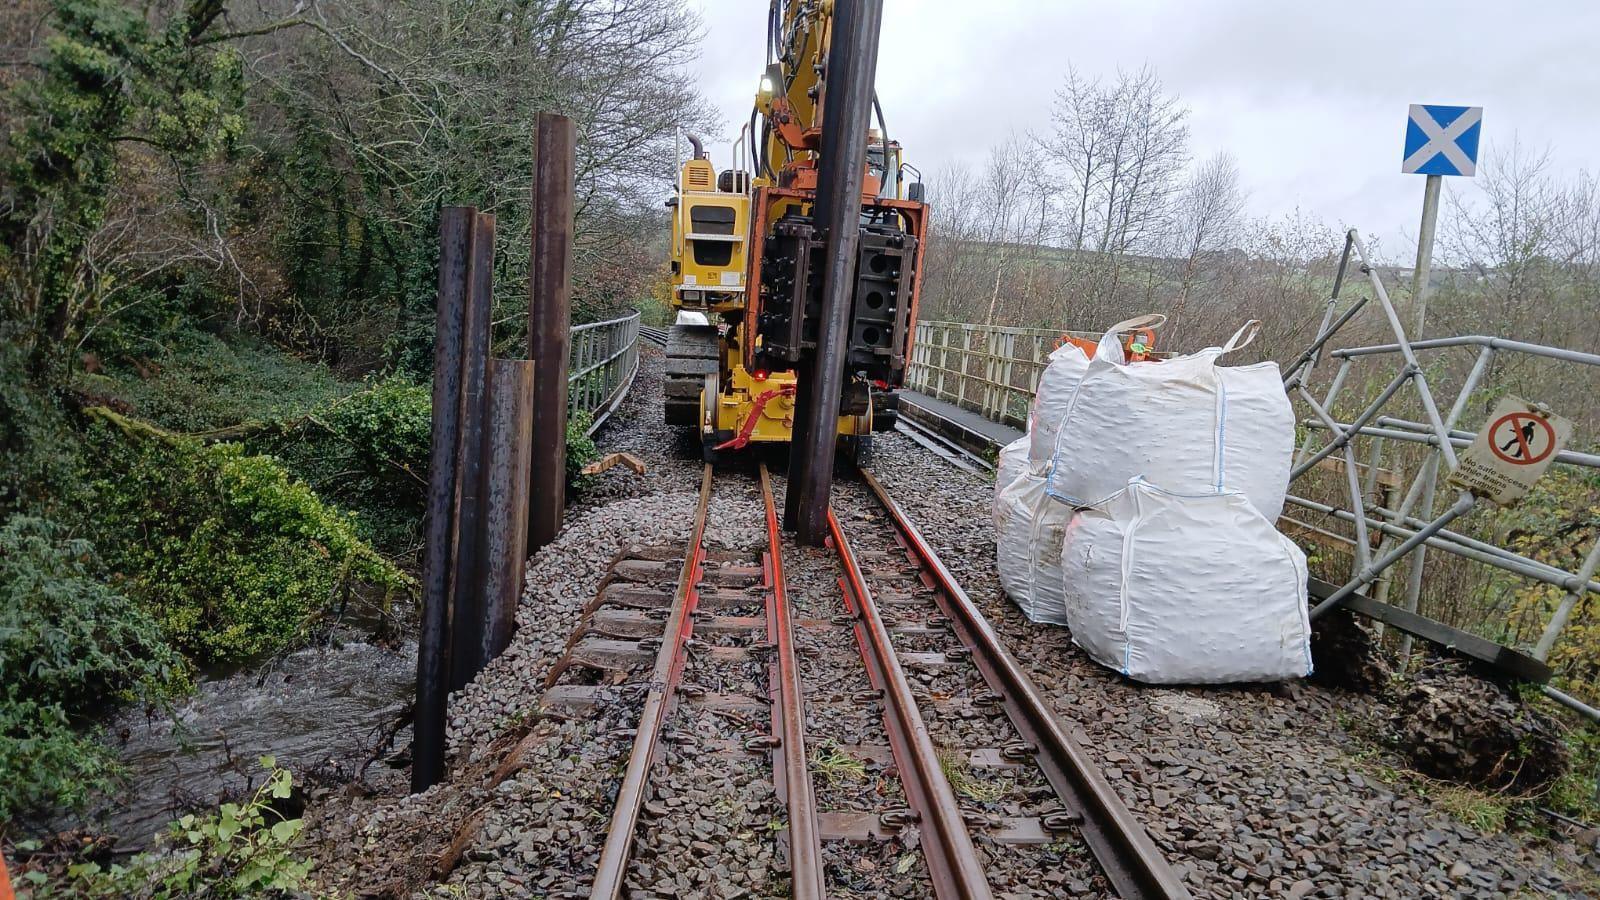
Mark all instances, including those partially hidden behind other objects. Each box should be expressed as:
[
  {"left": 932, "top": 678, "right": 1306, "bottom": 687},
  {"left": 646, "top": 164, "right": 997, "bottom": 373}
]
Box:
[
  {"left": 892, "top": 415, "right": 994, "bottom": 477},
  {"left": 542, "top": 463, "right": 1188, "bottom": 899},
  {"left": 639, "top": 325, "right": 669, "bottom": 347}
]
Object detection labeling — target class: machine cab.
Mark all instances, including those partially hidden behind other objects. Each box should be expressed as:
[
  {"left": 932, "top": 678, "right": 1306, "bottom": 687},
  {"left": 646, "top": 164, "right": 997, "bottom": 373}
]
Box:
[{"left": 670, "top": 156, "right": 752, "bottom": 313}]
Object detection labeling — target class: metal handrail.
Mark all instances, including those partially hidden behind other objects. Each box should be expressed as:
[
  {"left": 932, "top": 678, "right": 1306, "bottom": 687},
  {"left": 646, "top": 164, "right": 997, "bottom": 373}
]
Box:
[
  {"left": 572, "top": 309, "right": 644, "bottom": 334},
  {"left": 1333, "top": 334, "right": 1600, "bottom": 367},
  {"left": 906, "top": 321, "right": 1064, "bottom": 428},
  {"left": 1288, "top": 228, "right": 1600, "bottom": 721},
  {"left": 905, "top": 320, "right": 1151, "bottom": 430},
  {"left": 568, "top": 309, "right": 642, "bottom": 435}
]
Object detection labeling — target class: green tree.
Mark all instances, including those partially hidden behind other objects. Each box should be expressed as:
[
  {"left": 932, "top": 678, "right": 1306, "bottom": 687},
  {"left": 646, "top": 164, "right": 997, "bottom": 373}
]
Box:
[{"left": 2, "top": 0, "right": 247, "bottom": 374}]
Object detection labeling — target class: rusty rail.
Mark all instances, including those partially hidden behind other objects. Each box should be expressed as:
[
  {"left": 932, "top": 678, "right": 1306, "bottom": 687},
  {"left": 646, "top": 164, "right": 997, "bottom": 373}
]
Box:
[
  {"left": 858, "top": 469, "right": 1191, "bottom": 899},
  {"left": 589, "top": 464, "right": 713, "bottom": 900},
  {"left": 827, "top": 508, "right": 995, "bottom": 900},
  {"left": 759, "top": 465, "right": 825, "bottom": 900}
]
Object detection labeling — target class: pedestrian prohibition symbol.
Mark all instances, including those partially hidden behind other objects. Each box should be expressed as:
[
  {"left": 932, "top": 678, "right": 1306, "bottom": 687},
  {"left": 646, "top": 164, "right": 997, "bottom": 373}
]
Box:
[
  {"left": 1449, "top": 396, "right": 1573, "bottom": 505},
  {"left": 1488, "top": 411, "right": 1555, "bottom": 465}
]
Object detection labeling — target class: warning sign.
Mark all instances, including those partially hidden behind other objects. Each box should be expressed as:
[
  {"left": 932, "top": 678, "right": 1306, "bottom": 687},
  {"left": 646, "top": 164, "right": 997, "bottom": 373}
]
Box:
[{"left": 1448, "top": 396, "right": 1572, "bottom": 505}]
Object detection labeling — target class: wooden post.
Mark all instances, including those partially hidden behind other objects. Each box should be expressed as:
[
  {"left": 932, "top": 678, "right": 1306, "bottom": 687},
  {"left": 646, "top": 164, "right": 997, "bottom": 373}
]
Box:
[
  {"left": 1001, "top": 332, "right": 1017, "bottom": 426},
  {"left": 527, "top": 112, "right": 576, "bottom": 553}
]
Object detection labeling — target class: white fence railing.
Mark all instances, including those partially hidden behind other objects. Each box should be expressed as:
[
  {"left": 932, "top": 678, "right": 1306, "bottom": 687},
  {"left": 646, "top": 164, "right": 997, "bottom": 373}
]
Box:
[{"left": 905, "top": 321, "right": 1103, "bottom": 429}]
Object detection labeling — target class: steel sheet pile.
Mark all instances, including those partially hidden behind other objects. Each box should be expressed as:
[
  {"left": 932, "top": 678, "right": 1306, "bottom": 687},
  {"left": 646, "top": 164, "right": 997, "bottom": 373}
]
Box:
[{"left": 994, "top": 318, "right": 1313, "bottom": 684}]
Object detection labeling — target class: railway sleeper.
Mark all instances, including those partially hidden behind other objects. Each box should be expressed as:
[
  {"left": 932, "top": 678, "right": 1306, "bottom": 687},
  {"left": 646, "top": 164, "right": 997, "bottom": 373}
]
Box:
[{"left": 818, "top": 811, "right": 1068, "bottom": 846}]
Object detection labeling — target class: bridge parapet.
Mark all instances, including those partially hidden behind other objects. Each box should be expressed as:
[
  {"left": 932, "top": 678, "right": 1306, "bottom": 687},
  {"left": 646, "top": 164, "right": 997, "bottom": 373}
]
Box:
[{"left": 906, "top": 321, "right": 1103, "bottom": 430}]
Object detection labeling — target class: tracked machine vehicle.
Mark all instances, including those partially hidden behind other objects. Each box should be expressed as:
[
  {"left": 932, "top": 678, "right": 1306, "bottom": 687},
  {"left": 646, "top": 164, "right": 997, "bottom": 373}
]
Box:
[{"left": 664, "top": 0, "right": 929, "bottom": 464}]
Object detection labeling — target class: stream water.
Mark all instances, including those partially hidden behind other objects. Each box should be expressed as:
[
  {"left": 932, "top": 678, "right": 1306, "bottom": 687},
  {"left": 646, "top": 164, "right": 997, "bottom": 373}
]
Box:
[{"left": 76, "top": 636, "right": 415, "bottom": 847}]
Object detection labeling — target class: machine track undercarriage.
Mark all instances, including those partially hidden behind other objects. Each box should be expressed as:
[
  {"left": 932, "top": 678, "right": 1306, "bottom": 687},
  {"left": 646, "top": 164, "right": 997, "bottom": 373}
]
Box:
[{"left": 663, "top": 323, "right": 719, "bottom": 428}]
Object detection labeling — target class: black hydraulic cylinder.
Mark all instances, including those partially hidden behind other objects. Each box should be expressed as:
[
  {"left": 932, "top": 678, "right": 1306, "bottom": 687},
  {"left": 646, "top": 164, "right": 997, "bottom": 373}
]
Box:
[
  {"left": 414, "top": 207, "right": 474, "bottom": 794},
  {"left": 785, "top": 0, "right": 884, "bottom": 544}
]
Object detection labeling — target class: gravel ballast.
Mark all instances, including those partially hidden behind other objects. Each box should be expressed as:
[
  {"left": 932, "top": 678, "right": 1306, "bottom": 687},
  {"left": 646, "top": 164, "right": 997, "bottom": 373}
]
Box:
[
  {"left": 858, "top": 431, "right": 1596, "bottom": 898},
  {"left": 301, "top": 348, "right": 1597, "bottom": 898}
]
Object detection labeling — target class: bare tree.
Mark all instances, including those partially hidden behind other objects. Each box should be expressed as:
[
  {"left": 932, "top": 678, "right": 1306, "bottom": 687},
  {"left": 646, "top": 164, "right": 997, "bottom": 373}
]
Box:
[
  {"left": 1045, "top": 66, "right": 1108, "bottom": 255},
  {"left": 919, "top": 161, "right": 984, "bottom": 322},
  {"left": 1441, "top": 138, "right": 1571, "bottom": 346},
  {"left": 1168, "top": 152, "right": 1246, "bottom": 339},
  {"left": 975, "top": 136, "right": 1047, "bottom": 324},
  {"left": 1039, "top": 65, "right": 1189, "bottom": 309}
]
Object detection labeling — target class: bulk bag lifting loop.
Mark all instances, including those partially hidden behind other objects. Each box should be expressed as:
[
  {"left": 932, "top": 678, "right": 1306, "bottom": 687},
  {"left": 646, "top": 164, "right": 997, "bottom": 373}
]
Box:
[{"left": 1026, "top": 314, "right": 1167, "bottom": 474}]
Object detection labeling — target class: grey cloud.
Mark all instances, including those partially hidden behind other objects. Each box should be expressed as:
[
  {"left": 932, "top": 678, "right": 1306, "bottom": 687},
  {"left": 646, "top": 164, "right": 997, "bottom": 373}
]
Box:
[{"left": 689, "top": 0, "right": 1599, "bottom": 254}]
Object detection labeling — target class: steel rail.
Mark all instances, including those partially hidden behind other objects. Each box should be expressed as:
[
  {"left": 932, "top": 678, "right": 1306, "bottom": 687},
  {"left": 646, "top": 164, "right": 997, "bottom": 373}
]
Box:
[
  {"left": 590, "top": 464, "right": 713, "bottom": 900},
  {"left": 827, "top": 508, "right": 996, "bottom": 900},
  {"left": 893, "top": 416, "right": 993, "bottom": 476},
  {"left": 858, "top": 469, "right": 1191, "bottom": 900},
  {"left": 758, "top": 465, "right": 825, "bottom": 900}
]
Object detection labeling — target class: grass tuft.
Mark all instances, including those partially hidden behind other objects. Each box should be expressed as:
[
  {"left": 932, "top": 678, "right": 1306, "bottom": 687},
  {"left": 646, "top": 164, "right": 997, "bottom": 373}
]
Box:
[{"left": 811, "top": 741, "right": 868, "bottom": 784}]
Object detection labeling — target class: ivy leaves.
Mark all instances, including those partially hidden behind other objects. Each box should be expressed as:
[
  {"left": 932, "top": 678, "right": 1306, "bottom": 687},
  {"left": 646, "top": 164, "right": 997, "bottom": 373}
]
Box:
[
  {"left": 0, "top": 515, "right": 183, "bottom": 822},
  {"left": 3, "top": 0, "right": 249, "bottom": 365}
]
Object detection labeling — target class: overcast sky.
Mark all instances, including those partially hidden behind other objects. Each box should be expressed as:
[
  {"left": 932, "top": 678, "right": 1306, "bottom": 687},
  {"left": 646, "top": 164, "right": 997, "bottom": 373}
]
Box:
[{"left": 685, "top": 1, "right": 1600, "bottom": 258}]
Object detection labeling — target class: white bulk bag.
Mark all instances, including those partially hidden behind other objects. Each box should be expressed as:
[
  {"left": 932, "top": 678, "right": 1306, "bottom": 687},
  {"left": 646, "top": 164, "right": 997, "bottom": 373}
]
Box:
[
  {"left": 1027, "top": 315, "right": 1165, "bottom": 473},
  {"left": 1061, "top": 479, "right": 1312, "bottom": 683},
  {"left": 994, "top": 436, "right": 1030, "bottom": 517},
  {"left": 992, "top": 472, "right": 1072, "bottom": 625},
  {"left": 1046, "top": 321, "right": 1293, "bottom": 521}
]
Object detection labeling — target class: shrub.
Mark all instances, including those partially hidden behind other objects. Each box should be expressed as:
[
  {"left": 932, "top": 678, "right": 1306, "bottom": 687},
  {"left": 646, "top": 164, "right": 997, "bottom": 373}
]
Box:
[
  {"left": 319, "top": 378, "right": 605, "bottom": 493},
  {"left": 1547, "top": 721, "right": 1600, "bottom": 824},
  {"left": 87, "top": 431, "right": 412, "bottom": 662},
  {"left": 0, "top": 342, "right": 81, "bottom": 516},
  {"left": 0, "top": 699, "right": 125, "bottom": 824},
  {"left": 315, "top": 378, "right": 606, "bottom": 498},
  {"left": 0, "top": 515, "right": 183, "bottom": 822},
  {"left": 75, "top": 326, "right": 352, "bottom": 434},
  {"left": 1503, "top": 469, "right": 1600, "bottom": 703},
  {"left": 567, "top": 408, "right": 599, "bottom": 489},
  {"left": 318, "top": 377, "right": 432, "bottom": 497},
  {"left": 21, "top": 761, "right": 313, "bottom": 898}
]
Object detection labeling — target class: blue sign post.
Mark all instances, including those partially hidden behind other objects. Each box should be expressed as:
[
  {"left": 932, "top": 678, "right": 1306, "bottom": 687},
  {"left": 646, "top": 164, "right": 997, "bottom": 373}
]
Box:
[
  {"left": 1394, "top": 104, "right": 1482, "bottom": 663},
  {"left": 1402, "top": 104, "right": 1482, "bottom": 339}
]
